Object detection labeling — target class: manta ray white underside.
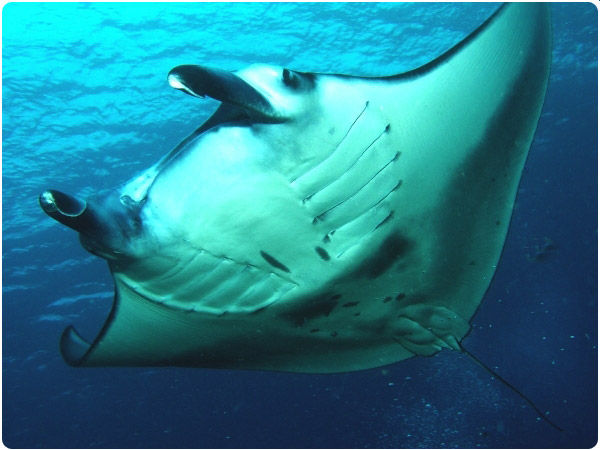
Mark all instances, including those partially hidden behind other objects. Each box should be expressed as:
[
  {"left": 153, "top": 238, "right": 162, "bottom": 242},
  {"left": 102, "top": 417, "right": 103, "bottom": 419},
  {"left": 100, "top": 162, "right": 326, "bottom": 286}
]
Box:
[{"left": 40, "top": 3, "right": 551, "bottom": 372}]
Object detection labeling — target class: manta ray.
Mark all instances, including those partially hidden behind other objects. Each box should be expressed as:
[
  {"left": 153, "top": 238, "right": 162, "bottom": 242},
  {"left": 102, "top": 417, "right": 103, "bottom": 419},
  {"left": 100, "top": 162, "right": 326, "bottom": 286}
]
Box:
[{"left": 40, "top": 3, "right": 551, "bottom": 372}]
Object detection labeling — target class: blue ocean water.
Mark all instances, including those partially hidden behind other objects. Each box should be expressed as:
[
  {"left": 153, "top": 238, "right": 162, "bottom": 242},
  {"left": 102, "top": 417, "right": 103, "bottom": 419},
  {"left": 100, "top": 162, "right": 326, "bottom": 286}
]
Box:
[{"left": 2, "top": 2, "right": 597, "bottom": 448}]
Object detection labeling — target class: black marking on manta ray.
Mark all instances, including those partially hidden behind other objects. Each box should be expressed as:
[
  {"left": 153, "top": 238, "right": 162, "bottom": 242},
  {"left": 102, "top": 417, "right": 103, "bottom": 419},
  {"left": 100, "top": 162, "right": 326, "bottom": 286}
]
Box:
[
  {"left": 383, "top": 296, "right": 393, "bottom": 303},
  {"left": 342, "top": 301, "right": 360, "bottom": 308},
  {"left": 396, "top": 293, "right": 406, "bottom": 301},
  {"left": 330, "top": 331, "right": 338, "bottom": 338},
  {"left": 351, "top": 233, "right": 414, "bottom": 279},
  {"left": 283, "top": 292, "right": 340, "bottom": 327},
  {"left": 310, "top": 328, "right": 320, "bottom": 333},
  {"left": 315, "top": 246, "right": 330, "bottom": 261},
  {"left": 259, "top": 250, "right": 290, "bottom": 273},
  {"left": 312, "top": 151, "right": 400, "bottom": 224},
  {"left": 304, "top": 123, "right": 391, "bottom": 204},
  {"left": 353, "top": 312, "right": 361, "bottom": 317},
  {"left": 323, "top": 234, "right": 331, "bottom": 244}
]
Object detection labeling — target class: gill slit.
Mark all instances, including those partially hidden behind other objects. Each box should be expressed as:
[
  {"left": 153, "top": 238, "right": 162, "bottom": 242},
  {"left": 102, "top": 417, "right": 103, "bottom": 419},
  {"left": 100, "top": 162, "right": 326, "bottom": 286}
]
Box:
[
  {"left": 313, "top": 150, "right": 399, "bottom": 223},
  {"left": 304, "top": 122, "right": 390, "bottom": 202},
  {"left": 291, "top": 101, "right": 369, "bottom": 185}
]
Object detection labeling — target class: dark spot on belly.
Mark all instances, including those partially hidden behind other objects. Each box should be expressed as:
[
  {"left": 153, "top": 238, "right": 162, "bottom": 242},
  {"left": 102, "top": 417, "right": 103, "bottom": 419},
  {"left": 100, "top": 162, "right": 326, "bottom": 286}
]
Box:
[
  {"left": 495, "top": 220, "right": 500, "bottom": 226},
  {"left": 469, "top": 260, "right": 476, "bottom": 266},
  {"left": 383, "top": 296, "right": 393, "bottom": 303},
  {"left": 342, "top": 301, "right": 359, "bottom": 308},
  {"left": 310, "top": 328, "right": 320, "bottom": 333},
  {"left": 354, "top": 312, "right": 361, "bottom": 317},
  {"left": 330, "top": 331, "right": 338, "bottom": 337},
  {"left": 352, "top": 234, "right": 414, "bottom": 279},
  {"left": 315, "top": 246, "right": 330, "bottom": 261},
  {"left": 282, "top": 292, "right": 339, "bottom": 326},
  {"left": 323, "top": 234, "right": 331, "bottom": 243},
  {"left": 260, "top": 250, "right": 290, "bottom": 273},
  {"left": 396, "top": 293, "right": 406, "bottom": 301}
]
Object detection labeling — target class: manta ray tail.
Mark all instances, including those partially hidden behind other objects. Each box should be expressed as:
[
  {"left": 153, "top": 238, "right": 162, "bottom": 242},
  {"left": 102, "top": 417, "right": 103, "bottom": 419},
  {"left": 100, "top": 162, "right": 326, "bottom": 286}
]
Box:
[{"left": 462, "top": 347, "right": 563, "bottom": 432}]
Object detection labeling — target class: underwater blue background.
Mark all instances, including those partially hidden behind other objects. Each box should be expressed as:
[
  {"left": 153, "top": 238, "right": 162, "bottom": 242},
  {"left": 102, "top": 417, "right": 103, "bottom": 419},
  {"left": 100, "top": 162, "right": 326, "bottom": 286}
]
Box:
[{"left": 2, "top": 2, "right": 597, "bottom": 448}]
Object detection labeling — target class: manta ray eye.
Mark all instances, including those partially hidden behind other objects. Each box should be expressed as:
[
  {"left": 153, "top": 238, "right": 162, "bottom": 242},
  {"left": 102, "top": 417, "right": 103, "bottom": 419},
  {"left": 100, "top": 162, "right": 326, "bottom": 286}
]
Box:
[{"left": 282, "top": 68, "right": 300, "bottom": 89}]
